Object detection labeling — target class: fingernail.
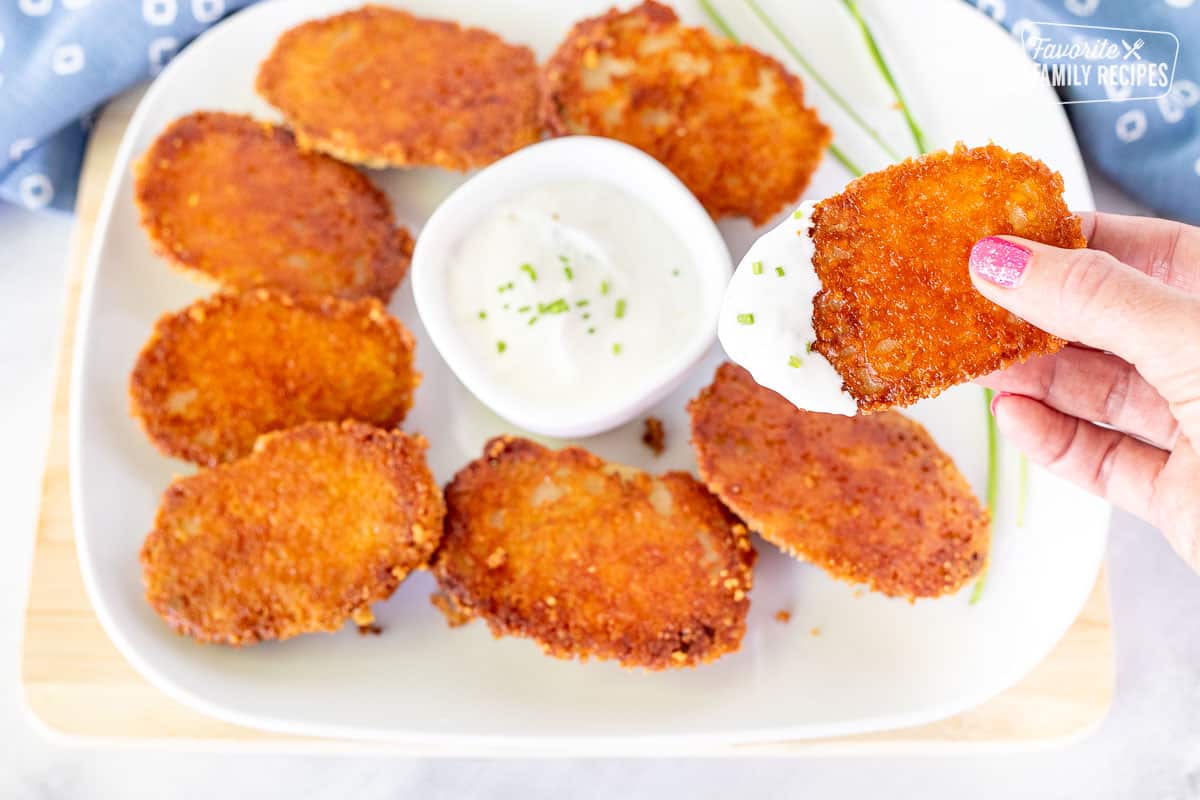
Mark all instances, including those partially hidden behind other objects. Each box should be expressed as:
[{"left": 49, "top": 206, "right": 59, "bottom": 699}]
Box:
[
  {"left": 970, "top": 237, "right": 1031, "bottom": 288},
  {"left": 990, "top": 391, "right": 1016, "bottom": 416}
]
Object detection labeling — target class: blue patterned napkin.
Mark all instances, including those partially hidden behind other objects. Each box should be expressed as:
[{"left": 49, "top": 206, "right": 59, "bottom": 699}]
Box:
[
  {"left": 0, "top": 1, "right": 1196, "bottom": 222},
  {"left": 0, "top": 0, "right": 253, "bottom": 212}
]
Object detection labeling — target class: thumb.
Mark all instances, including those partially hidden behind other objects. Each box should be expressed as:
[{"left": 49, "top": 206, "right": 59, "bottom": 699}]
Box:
[{"left": 968, "top": 235, "right": 1200, "bottom": 388}]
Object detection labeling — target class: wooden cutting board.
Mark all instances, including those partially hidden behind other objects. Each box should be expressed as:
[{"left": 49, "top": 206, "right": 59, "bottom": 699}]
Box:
[{"left": 19, "top": 91, "right": 1115, "bottom": 755}]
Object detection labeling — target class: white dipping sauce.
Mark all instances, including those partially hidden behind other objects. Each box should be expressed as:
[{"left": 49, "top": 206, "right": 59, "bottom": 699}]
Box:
[
  {"left": 718, "top": 201, "right": 857, "bottom": 415},
  {"left": 449, "top": 180, "right": 703, "bottom": 416}
]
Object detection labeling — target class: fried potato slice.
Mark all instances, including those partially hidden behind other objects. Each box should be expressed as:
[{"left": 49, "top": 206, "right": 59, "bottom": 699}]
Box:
[
  {"left": 432, "top": 436, "right": 756, "bottom": 669},
  {"left": 542, "top": 0, "right": 829, "bottom": 224},
  {"left": 689, "top": 363, "right": 988, "bottom": 599},
  {"left": 141, "top": 421, "right": 445, "bottom": 645},
  {"left": 256, "top": 5, "right": 541, "bottom": 170},
  {"left": 134, "top": 111, "right": 411, "bottom": 301},
  {"left": 130, "top": 289, "right": 418, "bottom": 466},
  {"left": 811, "top": 143, "right": 1087, "bottom": 412}
]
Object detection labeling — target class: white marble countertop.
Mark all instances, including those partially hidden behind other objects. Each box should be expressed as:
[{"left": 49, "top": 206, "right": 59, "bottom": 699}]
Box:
[{"left": 1, "top": 174, "right": 1197, "bottom": 799}]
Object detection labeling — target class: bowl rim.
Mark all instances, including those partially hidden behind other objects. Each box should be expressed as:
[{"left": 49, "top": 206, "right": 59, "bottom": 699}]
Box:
[{"left": 410, "top": 135, "right": 732, "bottom": 438}]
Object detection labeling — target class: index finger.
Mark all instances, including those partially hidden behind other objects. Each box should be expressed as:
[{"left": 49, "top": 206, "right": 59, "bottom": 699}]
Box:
[{"left": 1079, "top": 212, "right": 1200, "bottom": 294}]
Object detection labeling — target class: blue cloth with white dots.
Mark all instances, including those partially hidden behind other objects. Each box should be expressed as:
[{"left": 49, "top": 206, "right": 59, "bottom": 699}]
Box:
[
  {"left": 0, "top": 0, "right": 254, "bottom": 212},
  {"left": 964, "top": 0, "right": 1199, "bottom": 225},
  {"left": 0, "top": 1, "right": 1197, "bottom": 223}
]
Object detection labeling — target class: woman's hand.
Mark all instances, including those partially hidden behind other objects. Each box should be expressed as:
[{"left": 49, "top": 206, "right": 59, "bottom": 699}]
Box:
[{"left": 968, "top": 212, "right": 1200, "bottom": 572}]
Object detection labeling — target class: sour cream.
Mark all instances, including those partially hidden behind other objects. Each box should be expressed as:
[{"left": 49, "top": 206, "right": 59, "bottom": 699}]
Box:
[
  {"left": 448, "top": 180, "right": 704, "bottom": 416},
  {"left": 718, "top": 201, "right": 857, "bottom": 415}
]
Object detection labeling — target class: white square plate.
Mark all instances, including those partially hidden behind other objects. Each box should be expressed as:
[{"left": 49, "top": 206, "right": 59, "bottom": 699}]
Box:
[{"left": 71, "top": 0, "right": 1110, "bottom": 752}]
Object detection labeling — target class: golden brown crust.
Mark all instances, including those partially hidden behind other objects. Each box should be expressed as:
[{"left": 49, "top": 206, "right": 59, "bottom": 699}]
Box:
[
  {"left": 129, "top": 289, "right": 418, "bottom": 466},
  {"left": 688, "top": 363, "right": 989, "bottom": 599},
  {"left": 141, "top": 421, "right": 446, "bottom": 645},
  {"left": 541, "top": 0, "right": 829, "bottom": 224},
  {"left": 134, "top": 111, "right": 411, "bottom": 301},
  {"left": 256, "top": 5, "right": 541, "bottom": 170},
  {"left": 431, "top": 436, "right": 756, "bottom": 669},
  {"left": 811, "top": 143, "right": 1087, "bottom": 412}
]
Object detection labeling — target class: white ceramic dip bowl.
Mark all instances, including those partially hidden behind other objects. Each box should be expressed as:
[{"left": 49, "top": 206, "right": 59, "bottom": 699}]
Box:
[{"left": 411, "top": 136, "right": 731, "bottom": 438}]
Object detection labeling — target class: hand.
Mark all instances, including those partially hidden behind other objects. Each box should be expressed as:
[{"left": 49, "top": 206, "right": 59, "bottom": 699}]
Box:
[{"left": 968, "top": 213, "right": 1200, "bottom": 573}]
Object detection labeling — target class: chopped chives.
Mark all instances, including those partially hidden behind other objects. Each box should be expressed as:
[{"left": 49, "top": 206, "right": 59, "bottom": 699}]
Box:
[
  {"left": 672, "top": 268, "right": 681, "bottom": 276},
  {"left": 776, "top": 266, "right": 785, "bottom": 277},
  {"left": 612, "top": 343, "right": 622, "bottom": 355},
  {"left": 582, "top": 312, "right": 591, "bottom": 320},
  {"left": 793, "top": 209, "right": 804, "bottom": 219},
  {"left": 751, "top": 261, "right": 763, "bottom": 275},
  {"left": 575, "top": 299, "right": 589, "bottom": 308},
  {"left": 615, "top": 298, "right": 627, "bottom": 319},
  {"left": 601, "top": 280, "right": 610, "bottom": 295},
  {"left": 564, "top": 266, "right": 574, "bottom": 280},
  {"left": 558, "top": 254, "right": 570, "bottom": 263},
  {"left": 527, "top": 316, "right": 539, "bottom": 326},
  {"left": 517, "top": 305, "right": 531, "bottom": 313},
  {"left": 736, "top": 313, "right": 755, "bottom": 325},
  {"left": 587, "top": 327, "right": 596, "bottom": 334},
  {"left": 788, "top": 354, "right": 802, "bottom": 368},
  {"left": 502, "top": 303, "right": 510, "bottom": 310},
  {"left": 497, "top": 340, "right": 506, "bottom": 353},
  {"left": 805, "top": 340, "right": 814, "bottom": 353},
  {"left": 538, "top": 298, "right": 569, "bottom": 314},
  {"left": 520, "top": 263, "right": 537, "bottom": 282},
  {"left": 478, "top": 310, "right": 487, "bottom": 319}
]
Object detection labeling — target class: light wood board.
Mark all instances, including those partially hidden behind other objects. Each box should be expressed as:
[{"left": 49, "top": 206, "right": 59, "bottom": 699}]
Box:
[{"left": 19, "top": 92, "right": 1115, "bottom": 755}]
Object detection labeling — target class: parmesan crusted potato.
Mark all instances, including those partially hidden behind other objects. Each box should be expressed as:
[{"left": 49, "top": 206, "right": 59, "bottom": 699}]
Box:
[
  {"left": 542, "top": 0, "right": 829, "bottom": 224},
  {"left": 689, "top": 363, "right": 989, "bottom": 599},
  {"left": 141, "top": 421, "right": 445, "bottom": 645},
  {"left": 432, "top": 436, "right": 756, "bottom": 669},
  {"left": 130, "top": 290, "right": 418, "bottom": 466},
  {"left": 811, "top": 143, "right": 1087, "bottom": 412},
  {"left": 135, "top": 111, "right": 411, "bottom": 301},
  {"left": 256, "top": 5, "right": 541, "bottom": 170}
]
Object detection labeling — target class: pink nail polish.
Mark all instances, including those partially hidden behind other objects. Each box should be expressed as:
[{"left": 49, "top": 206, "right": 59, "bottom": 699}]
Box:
[
  {"left": 990, "top": 391, "right": 1015, "bottom": 416},
  {"left": 970, "top": 237, "right": 1031, "bottom": 288}
]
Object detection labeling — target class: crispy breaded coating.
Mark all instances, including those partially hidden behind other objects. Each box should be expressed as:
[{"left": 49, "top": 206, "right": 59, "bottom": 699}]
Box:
[
  {"left": 134, "top": 111, "right": 411, "bottom": 301},
  {"left": 432, "top": 436, "right": 756, "bottom": 669},
  {"left": 689, "top": 363, "right": 988, "bottom": 599},
  {"left": 130, "top": 290, "right": 418, "bottom": 466},
  {"left": 141, "top": 421, "right": 445, "bottom": 645},
  {"left": 256, "top": 5, "right": 541, "bottom": 170},
  {"left": 811, "top": 143, "right": 1087, "bottom": 412},
  {"left": 542, "top": 0, "right": 829, "bottom": 224}
]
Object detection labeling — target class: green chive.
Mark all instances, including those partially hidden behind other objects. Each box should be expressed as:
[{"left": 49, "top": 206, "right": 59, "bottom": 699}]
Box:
[
  {"left": 538, "top": 298, "right": 569, "bottom": 314},
  {"left": 751, "top": 261, "right": 763, "bottom": 275},
  {"left": 736, "top": 313, "right": 755, "bottom": 325},
  {"left": 517, "top": 305, "right": 531, "bottom": 313},
  {"left": 502, "top": 303, "right": 510, "bottom": 310},
  {"left": 506, "top": 281, "right": 514, "bottom": 291},
  {"left": 805, "top": 341, "right": 814, "bottom": 353},
  {"left": 582, "top": 312, "right": 591, "bottom": 320},
  {"left": 775, "top": 266, "right": 785, "bottom": 277},
  {"left": 520, "top": 263, "right": 537, "bottom": 282},
  {"left": 564, "top": 266, "right": 574, "bottom": 280},
  {"left": 527, "top": 316, "right": 538, "bottom": 326},
  {"left": 612, "top": 343, "right": 622, "bottom": 355},
  {"left": 497, "top": 340, "right": 506, "bottom": 354},
  {"left": 792, "top": 209, "right": 805, "bottom": 219},
  {"left": 672, "top": 268, "right": 681, "bottom": 276},
  {"left": 601, "top": 280, "right": 610, "bottom": 295},
  {"left": 575, "top": 299, "right": 589, "bottom": 308},
  {"left": 788, "top": 354, "right": 802, "bottom": 368},
  {"left": 478, "top": 310, "right": 487, "bottom": 319},
  {"left": 615, "top": 298, "right": 627, "bottom": 319},
  {"left": 587, "top": 327, "right": 596, "bottom": 334}
]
